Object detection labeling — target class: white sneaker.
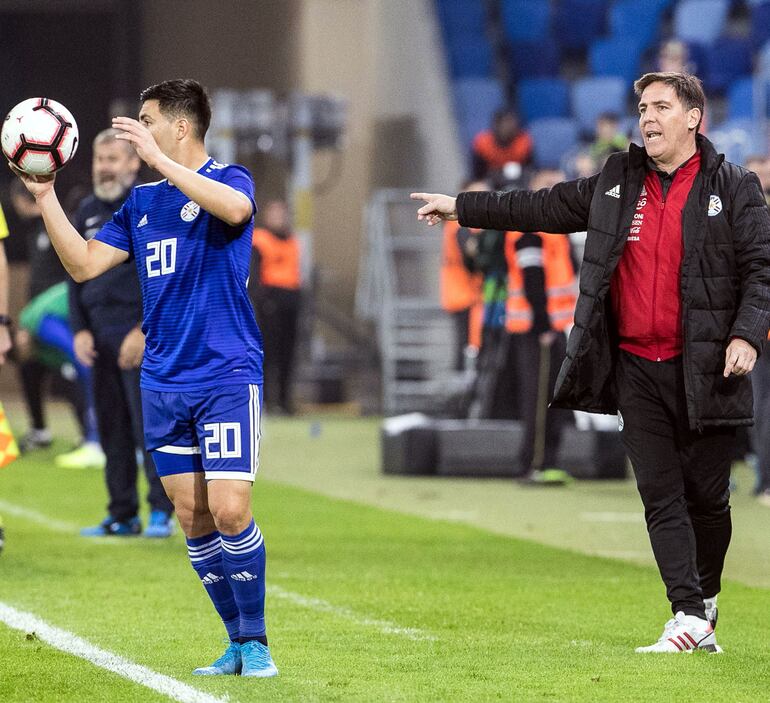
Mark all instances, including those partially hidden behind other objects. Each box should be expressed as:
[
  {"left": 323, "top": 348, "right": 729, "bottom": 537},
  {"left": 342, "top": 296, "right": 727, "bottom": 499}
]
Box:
[{"left": 635, "top": 611, "right": 722, "bottom": 653}]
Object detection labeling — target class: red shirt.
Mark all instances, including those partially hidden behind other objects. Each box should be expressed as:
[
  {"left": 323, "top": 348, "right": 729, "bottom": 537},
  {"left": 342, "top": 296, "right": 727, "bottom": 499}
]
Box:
[{"left": 610, "top": 151, "right": 701, "bottom": 361}]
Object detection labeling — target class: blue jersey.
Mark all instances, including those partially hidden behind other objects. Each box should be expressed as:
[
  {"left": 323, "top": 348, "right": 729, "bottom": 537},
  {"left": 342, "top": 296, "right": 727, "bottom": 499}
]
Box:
[{"left": 95, "top": 158, "right": 263, "bottom": 391}]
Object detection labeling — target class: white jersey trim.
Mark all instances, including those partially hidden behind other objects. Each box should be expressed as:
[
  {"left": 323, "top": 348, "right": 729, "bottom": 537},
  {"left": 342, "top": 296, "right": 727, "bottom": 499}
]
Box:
[{"left": 155, "top": 444, "right": 202, "bottom": 455}]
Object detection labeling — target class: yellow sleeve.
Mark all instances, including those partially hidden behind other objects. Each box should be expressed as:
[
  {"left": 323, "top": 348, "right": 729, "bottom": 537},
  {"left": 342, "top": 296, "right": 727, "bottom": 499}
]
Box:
[{"left": 0, "top": 204, "right": 8, "bottom": 240}]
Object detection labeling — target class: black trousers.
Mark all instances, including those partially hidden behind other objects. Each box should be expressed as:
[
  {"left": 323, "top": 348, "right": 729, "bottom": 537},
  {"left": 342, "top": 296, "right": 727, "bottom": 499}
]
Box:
[
  {"left": 93, "top": 337, "right": 172, "bottom": 521},
  {"left": 451, "top": 308, "right": 471, "bottom": 372},
  {"left": 752, "top": 350, "right": 770, "bottom": 493},
  {"left": 508, "top": 332, "right": 569, "bottom": 470},
  {"left": 616, "top": 351, "right": 734, "bottom": 616},
  {"left": 256, "top": 287, "right": 301, "bottom": 412}
]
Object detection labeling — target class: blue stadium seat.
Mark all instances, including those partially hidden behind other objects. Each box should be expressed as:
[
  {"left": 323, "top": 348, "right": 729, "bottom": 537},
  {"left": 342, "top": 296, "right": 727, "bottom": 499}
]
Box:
[
  {"left": 673, "top": 0, "right": 729, "bottom": 45},
  {"left": 608, "top": 0, "right": 665, "bottom": 52},
  {"left": 517, "top": 78, "right": 570, "bottom": 123},
  {"left": 509, "top": 39, "right": 561, "bottom": 79},
  {"left": 500, "top": 0, "right": 551, "bottom": 43},
  {"left": 749, "top": 1, "right": 770, "bottom": 51},
  {"left": 446, "top": 36, "right": 494, "bottom": 78},
  {"left": 435, "top": 0, "right": 486, "bottom": 39},
  {"left": 702, "top": 37, "right": 752, "bottom": 94},
  {"left": 528, "top": 118, "right": 580, "bottom": 169},
  {"left": 727, "top": 77, "right": 754, "bottom": 119},
  {"left": 453, "top": 78, "right": 506, "bottom": 148},
  {"left": 588, "top": 37, "right": 644, "bottom": 84},
  {"left": 553, "top": 0, "right": 606, "bottom": 52},
  {"left": 710, "top": 118, "right": 767, "bottom": 165},
  {"left": 571, "top": 76, "right": 629, "bottom": 133}
]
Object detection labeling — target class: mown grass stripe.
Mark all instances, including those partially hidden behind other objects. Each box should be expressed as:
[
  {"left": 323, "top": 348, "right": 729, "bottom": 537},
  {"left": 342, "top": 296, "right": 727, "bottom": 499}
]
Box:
[{"left": 0, "top": 603, "right": 227, "bottom": 703}]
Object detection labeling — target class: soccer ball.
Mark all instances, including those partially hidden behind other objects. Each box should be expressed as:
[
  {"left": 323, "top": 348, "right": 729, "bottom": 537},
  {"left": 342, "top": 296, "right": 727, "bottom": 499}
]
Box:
[{"left": 1, "top": 98, "right": 79, "bottom": 175}]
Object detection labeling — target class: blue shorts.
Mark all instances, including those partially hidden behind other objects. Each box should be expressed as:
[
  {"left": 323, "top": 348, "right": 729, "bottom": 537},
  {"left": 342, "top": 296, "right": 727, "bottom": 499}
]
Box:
[{"left": 142, "top": 384, "right": 262, "bottom": 481}]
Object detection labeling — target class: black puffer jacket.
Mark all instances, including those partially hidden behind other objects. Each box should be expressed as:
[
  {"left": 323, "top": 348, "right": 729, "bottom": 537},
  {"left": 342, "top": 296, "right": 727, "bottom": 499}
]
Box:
[{"left": 457, "top": 135, "right": 770, "bottom": 429}]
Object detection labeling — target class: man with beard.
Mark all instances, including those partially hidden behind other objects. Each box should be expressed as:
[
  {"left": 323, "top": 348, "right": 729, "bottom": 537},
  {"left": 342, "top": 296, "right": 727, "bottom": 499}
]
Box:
[{"left": 72, "top": 129, "right": 174, "bottom": 537}]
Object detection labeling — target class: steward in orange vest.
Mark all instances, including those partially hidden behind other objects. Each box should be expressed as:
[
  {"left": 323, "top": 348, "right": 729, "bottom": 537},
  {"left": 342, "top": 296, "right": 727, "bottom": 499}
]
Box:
[
  {"left": 441, "top": 220, "right": 483, "bottom": 369},
  {"left": 471, "top": 109, "right": 532, "bottom": 185},
  {"left": 249, "top": 201, "right": 302, "bottom": 414},
  {"left": 503, "top": 230, "right": 577, "bottom": 483}
]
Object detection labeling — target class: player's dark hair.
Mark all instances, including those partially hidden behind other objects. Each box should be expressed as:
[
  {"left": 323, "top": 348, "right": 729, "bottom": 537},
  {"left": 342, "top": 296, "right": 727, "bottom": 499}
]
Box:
[
  {"left": 139, "top": 79, "right": 212, "bottom": 140},
  {"left": 634, "top": 72, "right": 706, "bottom": 132}
]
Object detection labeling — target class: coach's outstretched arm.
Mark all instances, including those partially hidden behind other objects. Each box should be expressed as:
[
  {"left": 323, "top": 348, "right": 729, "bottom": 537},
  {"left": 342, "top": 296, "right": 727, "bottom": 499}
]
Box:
[
  {"left": 112, "top": 117, "right": 252, "bottom": 227},
  {"left": 412, "top": 174, "right": 599, "bottom": 234},
  {"left": 9, "top": 166, "right": 129, "bottom": 282}
]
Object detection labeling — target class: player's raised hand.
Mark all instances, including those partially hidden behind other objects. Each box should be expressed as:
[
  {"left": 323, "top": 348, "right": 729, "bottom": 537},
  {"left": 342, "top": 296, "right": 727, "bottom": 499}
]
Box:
[
  {"left": 8, "top": 163, "right": 55, "bottom": 200},
  {"left": 112, "top": 116, "right": 163, "bottom": 170},
  {"left": 410, "top": 192, "right": 459, "bottom": 226}
]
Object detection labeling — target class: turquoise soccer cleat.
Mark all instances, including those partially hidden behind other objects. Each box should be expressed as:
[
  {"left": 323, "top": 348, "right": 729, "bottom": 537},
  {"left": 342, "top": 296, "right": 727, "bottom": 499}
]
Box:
[
  {"left": 192, "top": 641, "right": 242, "bottom": 676},
  {"left": 240, "top": 640, "right": 278, "bottom": 678},
  {"left": 144, "top": 510, "right": 174, "bottom": 538}
]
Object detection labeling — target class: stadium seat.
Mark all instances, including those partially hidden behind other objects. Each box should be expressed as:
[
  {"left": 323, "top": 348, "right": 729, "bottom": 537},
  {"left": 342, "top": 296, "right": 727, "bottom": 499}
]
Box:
[
  {"left": 608, "top": 0, "right": 665, "bottom": 53},
  {"left": 749, "top": 1, "right": 770, "bottom": 51},
  {"left": 445, "top": 36, "right": 494, "bottom": 78},
  {"left": 528, "top": 117, "right": 580, "bottom": 169},
  {"left": 517, "top": 77, "right": 570, "bottom": 123},
  {"left": 727, "top": 76, "right": 755, "bottom": 120},
  {"left": 500, "top": 0, "right": 551, "bottom": 43},
  {"left": 673, "top": 0, "right": 729, "bottom": 45},
  {"left": 588, "top": 37, "right": 644, "bottom": 84},
  {"left": 702, "top": 37, "right": 752, "bottom": 94},
  {"left": 710, "top": 118, "right": 767, "bottom": 165},
  {"left": 435, "top": 0, "right": 487, "bottom": 39},
  {"left": 509, "top": 39, "right": 561, "bottom": 79},
  {"left": 553, "top": 0, "right": 606, "bottom": 52},
  {"left": 452, "top": 77, "right": 506, "bottom": 148},
  {"left": 571, "top": 76, "right": 629, "bottom": 133}
]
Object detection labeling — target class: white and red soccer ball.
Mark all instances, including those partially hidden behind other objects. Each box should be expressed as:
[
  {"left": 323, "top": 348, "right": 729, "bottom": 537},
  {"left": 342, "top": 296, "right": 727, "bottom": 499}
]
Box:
[{"left": 1, "top": 98, "right": 79, "bottom": 175}]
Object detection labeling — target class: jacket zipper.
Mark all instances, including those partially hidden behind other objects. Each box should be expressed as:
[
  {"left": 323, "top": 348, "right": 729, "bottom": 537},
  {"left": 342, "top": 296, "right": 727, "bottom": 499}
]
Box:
[{"left": 651, "top": 195, "right": 666, "bottom": 361}]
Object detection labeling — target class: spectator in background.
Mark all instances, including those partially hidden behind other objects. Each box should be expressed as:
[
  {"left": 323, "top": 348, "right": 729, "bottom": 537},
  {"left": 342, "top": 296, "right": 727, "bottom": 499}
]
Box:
[
  {"left": 566, "top": 149, "right": 599, "bottom": 180},
  {"left": 504, "top": 169, "right": 576, "bottom": 485},
  {"left": 9, "top": 181, "right": 100, "bottom": 465},
  {"left": 657, "top": 40, "right": 694, "bottom": 74},
  {"left": 0, "top": 203, "right": 14, "bottom": 556},
  {"left": 745, "top": 154, "right": 770, "bottom": 506},
  {"left": 471, "top": 108, "right": 532, "bottom": 188},
  {"left": 589, "top": 113, "right": 629, "bottom": 168},
  {"left": 440, "top": 181, "right": 485, "bottom": 372},
  {"left": 250, "top": 200, "right": 302, "bottom": 415},
  {"left": 0, "top": 205, "right": 13, "bottom": 361},
  {"left": 72, "top": 129, "right": 175, "bottom": 537}
]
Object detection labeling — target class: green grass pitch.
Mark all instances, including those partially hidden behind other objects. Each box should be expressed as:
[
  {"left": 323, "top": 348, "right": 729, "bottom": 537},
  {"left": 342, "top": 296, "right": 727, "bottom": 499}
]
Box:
[{"left": 1, "top": 414, "right": 769, "bottom": 702}]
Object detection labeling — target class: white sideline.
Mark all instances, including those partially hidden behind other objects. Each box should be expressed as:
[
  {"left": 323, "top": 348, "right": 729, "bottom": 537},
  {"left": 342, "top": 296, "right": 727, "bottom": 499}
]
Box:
[
  {"left": 269, "top": 585, "right": 436, "bottom": 641},
  {"left": 1, "top": 499, "right": 435, "bottom": 642},
  {"left": 0, "top": 499, "right": 77, "bottom": 532},
  {"left": 0, "top": 602, "right": 228, "bottom": 703}
]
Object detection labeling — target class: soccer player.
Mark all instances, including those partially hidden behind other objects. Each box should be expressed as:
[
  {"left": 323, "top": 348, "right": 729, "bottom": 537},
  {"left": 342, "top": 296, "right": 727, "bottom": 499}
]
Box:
[{"left": 10, "top": 79, "right": 277, "bottom": 677}]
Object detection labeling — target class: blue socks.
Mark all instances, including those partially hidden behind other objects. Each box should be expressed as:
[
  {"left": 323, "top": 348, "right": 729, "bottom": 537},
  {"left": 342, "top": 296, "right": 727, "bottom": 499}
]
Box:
[
  {"left": 186, "top": 532, "right": 240, "bottom": 641},
  {"left": 220, "top": 519, "right": 267, "bottom": 640}
]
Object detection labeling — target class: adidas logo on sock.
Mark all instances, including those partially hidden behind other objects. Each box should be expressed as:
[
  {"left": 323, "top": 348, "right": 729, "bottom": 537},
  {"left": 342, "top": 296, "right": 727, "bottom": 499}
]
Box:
[
  {"left": 230, "top": 571, "right": 258, "bottom": 582},
  {"left": 201, "top": 572, "right": 224, "bottom": 585},
  {"left": 605, "top": 184, "right": 621, "bottom": 198}
]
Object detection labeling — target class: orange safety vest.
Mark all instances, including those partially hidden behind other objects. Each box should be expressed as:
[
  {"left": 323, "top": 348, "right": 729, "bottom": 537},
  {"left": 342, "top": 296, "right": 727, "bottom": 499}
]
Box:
[
  {"left": 472, "top": 130, "right": 533, "bottom": 171},
  {"left": 252, "top": 228, "right": 301, "bottom": 290},
  {"left": 503, "top": 231, "right": 577, "bottom": 334},
  {"left": 440, "top": 221, "right": 483, "bottom": 348}
]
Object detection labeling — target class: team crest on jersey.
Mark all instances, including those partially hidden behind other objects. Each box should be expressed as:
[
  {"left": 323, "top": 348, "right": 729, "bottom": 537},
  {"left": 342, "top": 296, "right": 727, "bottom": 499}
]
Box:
[
  {"left": 707, "top": 195, "right": 722, "bottom": 217},
  {"left": 180, "top": 201, "right": 200, "bottom": 222}
]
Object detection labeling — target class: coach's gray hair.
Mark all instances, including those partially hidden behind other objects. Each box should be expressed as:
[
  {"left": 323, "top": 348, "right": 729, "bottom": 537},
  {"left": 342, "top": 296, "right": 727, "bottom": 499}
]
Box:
[{"left": 92, "top": 128, "right": 135, "bottom": 152}]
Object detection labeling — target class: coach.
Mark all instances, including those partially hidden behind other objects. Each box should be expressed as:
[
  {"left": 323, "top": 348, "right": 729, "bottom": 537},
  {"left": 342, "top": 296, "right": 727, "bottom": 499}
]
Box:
[{"left": 413, "top": 72, "right": 770, "bottom": 653}]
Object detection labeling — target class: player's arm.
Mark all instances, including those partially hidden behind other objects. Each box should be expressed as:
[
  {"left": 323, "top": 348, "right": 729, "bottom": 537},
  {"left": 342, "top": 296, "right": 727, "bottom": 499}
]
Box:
[
  {"left": 9, "top": 167, "right": 128, "bottom": 282},
  {"left": 112, "top": 117, "right": 252, "bottom": 227}
]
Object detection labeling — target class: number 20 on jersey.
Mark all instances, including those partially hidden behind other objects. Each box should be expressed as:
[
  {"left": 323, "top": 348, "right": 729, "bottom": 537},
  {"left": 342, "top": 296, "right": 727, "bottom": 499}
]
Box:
[{"left": 146, "top": 238, "right": 177, "bottom": 277}]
